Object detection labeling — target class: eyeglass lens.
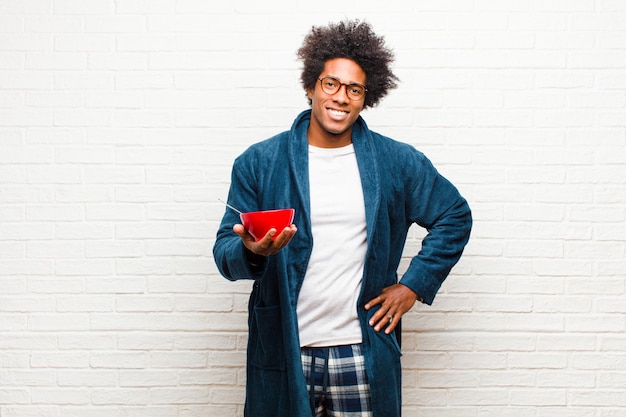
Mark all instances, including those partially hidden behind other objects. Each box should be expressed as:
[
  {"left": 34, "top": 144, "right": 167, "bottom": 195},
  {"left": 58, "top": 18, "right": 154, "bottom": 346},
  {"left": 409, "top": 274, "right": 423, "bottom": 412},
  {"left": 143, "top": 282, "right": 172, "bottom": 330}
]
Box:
[{"left": 319, "top": 77, "right": 365, "bottom": 100}]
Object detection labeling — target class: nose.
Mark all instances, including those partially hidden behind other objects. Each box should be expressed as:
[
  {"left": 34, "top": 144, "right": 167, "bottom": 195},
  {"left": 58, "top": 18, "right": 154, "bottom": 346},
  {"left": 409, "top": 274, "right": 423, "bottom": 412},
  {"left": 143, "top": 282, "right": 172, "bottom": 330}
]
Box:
[{"left": 332, "top": 85, "right": 350, "bottom": 103}]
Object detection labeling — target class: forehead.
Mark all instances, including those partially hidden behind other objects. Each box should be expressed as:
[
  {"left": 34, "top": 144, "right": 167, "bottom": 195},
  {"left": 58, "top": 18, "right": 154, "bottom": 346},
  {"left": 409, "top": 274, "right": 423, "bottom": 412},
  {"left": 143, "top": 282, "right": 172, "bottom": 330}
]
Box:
[{"left": 321, "top": 58, "right": 366, "bottom": 84}]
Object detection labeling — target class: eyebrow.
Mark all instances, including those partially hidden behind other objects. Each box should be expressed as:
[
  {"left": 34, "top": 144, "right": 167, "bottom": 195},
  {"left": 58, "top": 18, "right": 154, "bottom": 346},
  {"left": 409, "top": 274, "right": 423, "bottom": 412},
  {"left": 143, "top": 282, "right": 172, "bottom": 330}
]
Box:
[{"left": 323, "top": 75, "right": 366, "bottom": 87}]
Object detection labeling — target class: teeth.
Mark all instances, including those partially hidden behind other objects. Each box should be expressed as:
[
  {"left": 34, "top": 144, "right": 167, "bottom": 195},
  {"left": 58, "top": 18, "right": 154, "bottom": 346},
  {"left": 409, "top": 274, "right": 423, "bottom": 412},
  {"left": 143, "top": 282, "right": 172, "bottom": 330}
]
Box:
[{"left": 329, "top": 109, "right": 347, "bottom": 115}]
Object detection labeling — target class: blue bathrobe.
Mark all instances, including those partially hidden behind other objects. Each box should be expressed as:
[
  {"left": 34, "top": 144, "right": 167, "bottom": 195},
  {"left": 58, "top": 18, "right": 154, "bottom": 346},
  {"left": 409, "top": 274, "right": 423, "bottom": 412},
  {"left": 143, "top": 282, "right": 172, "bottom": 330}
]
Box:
[{"left": 213, "top": 110, "right": 472, "bottom": 417}]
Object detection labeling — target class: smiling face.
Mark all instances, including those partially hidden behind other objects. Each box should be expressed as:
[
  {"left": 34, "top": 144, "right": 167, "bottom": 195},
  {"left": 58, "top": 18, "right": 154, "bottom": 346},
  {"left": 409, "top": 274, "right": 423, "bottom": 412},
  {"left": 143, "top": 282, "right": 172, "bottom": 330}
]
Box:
[{"left": 307, "top": 58, "right": 367, "bottom": 148}]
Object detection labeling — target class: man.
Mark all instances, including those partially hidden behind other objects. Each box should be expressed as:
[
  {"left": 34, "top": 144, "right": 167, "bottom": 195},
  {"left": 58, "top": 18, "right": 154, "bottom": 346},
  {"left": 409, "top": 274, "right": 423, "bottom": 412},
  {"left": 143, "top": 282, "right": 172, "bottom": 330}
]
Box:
[{"left": 213, "top": 20, "right": 472, "bottom": 417}]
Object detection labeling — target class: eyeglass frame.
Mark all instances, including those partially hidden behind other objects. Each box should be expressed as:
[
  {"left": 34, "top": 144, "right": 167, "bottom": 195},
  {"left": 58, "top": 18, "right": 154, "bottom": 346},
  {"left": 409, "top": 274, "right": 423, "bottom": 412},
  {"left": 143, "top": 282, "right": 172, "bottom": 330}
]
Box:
[{"left": 317, "top": 76, "right": 368, "bottom": 100}]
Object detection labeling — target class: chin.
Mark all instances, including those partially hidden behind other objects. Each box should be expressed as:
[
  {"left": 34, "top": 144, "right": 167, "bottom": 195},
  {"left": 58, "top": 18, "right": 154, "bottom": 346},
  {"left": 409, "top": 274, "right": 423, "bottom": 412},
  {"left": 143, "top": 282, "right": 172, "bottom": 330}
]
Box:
[{"left": 322, "top": 121, "right": 350, "bottom": 135}]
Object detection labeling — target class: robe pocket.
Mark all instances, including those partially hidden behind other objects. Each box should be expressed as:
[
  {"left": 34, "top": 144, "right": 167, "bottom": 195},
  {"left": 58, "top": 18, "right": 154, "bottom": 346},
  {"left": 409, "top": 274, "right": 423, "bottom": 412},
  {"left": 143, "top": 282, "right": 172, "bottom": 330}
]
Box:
[
  {"left": 366, "top": 308, "right": 402, "bottom": 356},
  {"left": 372, "top": 326, "right": 402, "bottom": 357},
  {"left": 249, "top": 304, "right": 286, "bottom": 371}
]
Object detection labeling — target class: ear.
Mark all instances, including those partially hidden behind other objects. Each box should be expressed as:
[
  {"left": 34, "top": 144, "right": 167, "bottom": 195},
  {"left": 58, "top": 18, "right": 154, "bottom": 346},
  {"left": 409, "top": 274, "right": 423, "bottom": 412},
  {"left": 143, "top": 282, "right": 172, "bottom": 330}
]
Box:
[{"left": 307, "top": 87, "right": 313, "bottom": 100}]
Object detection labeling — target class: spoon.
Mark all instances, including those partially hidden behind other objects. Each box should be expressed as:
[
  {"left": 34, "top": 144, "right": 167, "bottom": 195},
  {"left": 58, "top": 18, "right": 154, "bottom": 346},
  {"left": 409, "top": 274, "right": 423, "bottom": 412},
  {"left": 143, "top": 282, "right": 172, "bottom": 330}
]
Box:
[{"left": 218, "top": 198, "right": 243, "bottom": 215}]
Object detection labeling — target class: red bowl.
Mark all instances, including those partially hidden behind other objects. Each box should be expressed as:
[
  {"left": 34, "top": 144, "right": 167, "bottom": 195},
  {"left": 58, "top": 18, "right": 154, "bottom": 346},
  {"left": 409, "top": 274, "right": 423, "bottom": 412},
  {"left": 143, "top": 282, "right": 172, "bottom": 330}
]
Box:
[{"left": 240, "top": 208, "right": 295, "bottom": 241}]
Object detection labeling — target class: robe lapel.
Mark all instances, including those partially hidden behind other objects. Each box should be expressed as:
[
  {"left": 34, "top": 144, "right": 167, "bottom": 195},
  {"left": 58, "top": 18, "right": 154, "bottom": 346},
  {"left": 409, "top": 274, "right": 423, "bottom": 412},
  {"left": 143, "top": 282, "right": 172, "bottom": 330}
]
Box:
[{"left": 352, "top": 116, "right": 380, "bottom": 247}]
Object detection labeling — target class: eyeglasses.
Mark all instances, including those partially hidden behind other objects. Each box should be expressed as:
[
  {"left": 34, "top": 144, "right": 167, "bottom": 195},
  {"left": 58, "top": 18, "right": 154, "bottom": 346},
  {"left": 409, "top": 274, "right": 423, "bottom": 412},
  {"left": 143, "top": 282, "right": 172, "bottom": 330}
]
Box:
[{"left": 318, "top": 76, "right": 367, "bottom": 101}]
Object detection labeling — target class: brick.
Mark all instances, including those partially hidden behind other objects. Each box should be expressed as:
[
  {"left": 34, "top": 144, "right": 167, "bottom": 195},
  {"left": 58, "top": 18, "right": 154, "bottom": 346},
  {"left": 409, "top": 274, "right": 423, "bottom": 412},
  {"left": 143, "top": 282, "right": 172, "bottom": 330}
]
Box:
[
  {"left": 55, "top": 34, "right": 112, "bottom": 52},
  {"left": 509, "top": 389, "right": 567, "bottom": 406},
  {"left": 117, "top": 334, "right": 175, "bottom": 350},
  {"left": 85, "top": 204, "right": 145, "bottom": 221},
  {"left": 26, "top": 53, "right": 87, "bottom": 70},
  {"left": 27, "top": 92, "right": 73, "bottom": 112},
  {"left": 55, "top": 223, "right": 113, "bottom": 239},
  {"left": 1, "top": 406, "right": 60, "bottom": 417},
  {"left": 145, "top": 240, "right": 205, "bottom": 256},
  {"left": 146, "top": 168, "right": 204, "bottom": 184},
  {"left": 54, "top": 0, "right": 114, "bottom": 14},
  {"left": 150, "top": 387, "right": 210, "bottom": 404},
  {"left": 30, "top": 353, "right": 90, "bottom": 368},
  {"left": 172, "top": 295, "right": 233, "bottom": 312},
  {"left": 57, "top": 370, "right": 117, "bottom": 387},
  {"left": 91, "top": 388, "right": 151, "bottom": 405},
  {"left": 0, "top": 260, "right": 53, "bottom": 275},
  {"left": 147, "top": 314, "right": 209, "bottom": 331},
  {"left": 0, "top": 388, "right": 30, "bottom": 404},
  {"left": 478, "top": 371, "right": 535, "bottom": 387},
  {"left": 90, "top": 353, "right": 148, "bottom": 369},
  {"left": 27, "top": 127, "right": 84, "bottom": 144},
  {"left": 27, "top": 278, "right": 85, "bottom": 294},
  {"left": 505, "top": 314, "right": 565, "bottom": 332},
  {"left": 114, "top": 110, "right": 172, "bottom": 127},
  {"left": 207, "top": 386, "right": 244, "bottom": 405},
  {"left": 118, "top": 406, "right": 179, "bottom": 417},
  {"left": 418, "top": 371, "right": 477, "bottom": 388},
  {"left": 150, "top": 352, "right": 207, "bottom": 368},
  {"left": 0, "top": 205, "right": 24, "bottom": 222},
  {"left": 84, "top": 15, "right": 147, "bottom": 33},
  {"left": 58, "top": 334, "right": 116, "bottom": 350},
  {"left": 147, "top": 204, "right": 205, "bottom": 221},
  {"left": 0, "top": 333, "right": 57, "bottom": 350},
  {"left": 535, "top": 33, "right": 594, "bottom": 49},
  {"left": 27, "top": 241, "right": 84, "bottom": 259},
  {"left": 56, "top": 186, "right": 114, "bottom": 203},
  {"left": 55, "top": 260, "right": 114, "bottom": 276},
  {"left": 537, "top": 333, "right": 597, "bottom": 352},
  {"left": 85, "top": 276, "right": 146, "bottom": 294},
  {"left": 0, "top": 71, "right": 54, "bottom": 90},
  {"left": 116, "top": 259, "right": 174, "bottom": 276},
  {"left": 450, "top": 353, "right": 507, "bottom": 370},
  {"left": 115, "top": 296, "right": 173, "bottom": 312},
  {"left": 538, "top": 371, "right": 596, "bottom": 388},
  {"left": 84, "top": 167, "right": 145, "bottom": 184},
  {"left": 29, "top": 314, "right": 90, "bottom": 331},
  {"left": 57, "top": 296, "right": 114, "bottom": 312},
  {"left": 0, "top": 297, "right": 55, "bottom": 312},
  {"left": 26, "top": 15, "right": 82, "bottom": 32},
  {"left": 535, "top": 0, "right": 594, "bottom": 11},
  {"left": 116, "top": 72, "right": 174, "bottom": 90},
  {"left": 0, "top": 16, "right": 24, "bottom": 32},
  {"left": 179, "top": 368, "right": 238, "bottom": 386},
  {"left": 448, "top": 389, "right": 509, "bottom": 406},
  {"left": 85, "top": 240, "right": 144, "bottom": 258},
  {"left": 119, "top": 370, "right": 179, "bottom": 387},
  {"left": 85, "top": 92, "right": 144, "bottom": 109},
  {"left": 0, "top": 0, "right": 51, "bottom": 13},
  {"left": 115, "top": 222, "right": 175, "bottom": 239},
  {"left": 0, "top": 314, "right": 27, "bottom": 331},
  {"left": 565, "top": 315, "right": 626, "bottom": 333},
  {"left": 89, "top": 314, "right": 148, "bottom": 331},
  {"left": 569, "top": 390, "right": 626, "bottom": 407},
  {"left": 115, "top": 148, "right": 172, "bottom": 164},
  {"left": 174, "top": 333, "right": 238, "bottom": 350}
]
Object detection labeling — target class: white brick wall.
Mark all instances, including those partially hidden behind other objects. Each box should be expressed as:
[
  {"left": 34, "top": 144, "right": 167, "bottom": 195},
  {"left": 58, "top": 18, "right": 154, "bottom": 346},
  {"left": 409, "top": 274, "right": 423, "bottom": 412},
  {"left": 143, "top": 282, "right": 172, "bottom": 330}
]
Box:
[{"left": 1, "top": 1, "right": 625, "bottom": 416}]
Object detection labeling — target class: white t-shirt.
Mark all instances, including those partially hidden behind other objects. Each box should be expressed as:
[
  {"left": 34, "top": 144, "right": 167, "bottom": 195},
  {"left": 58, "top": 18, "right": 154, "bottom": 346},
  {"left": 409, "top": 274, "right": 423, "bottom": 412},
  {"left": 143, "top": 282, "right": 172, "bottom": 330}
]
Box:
[{"left": 296, "top": 144, "right": 368, "bottom": 347}]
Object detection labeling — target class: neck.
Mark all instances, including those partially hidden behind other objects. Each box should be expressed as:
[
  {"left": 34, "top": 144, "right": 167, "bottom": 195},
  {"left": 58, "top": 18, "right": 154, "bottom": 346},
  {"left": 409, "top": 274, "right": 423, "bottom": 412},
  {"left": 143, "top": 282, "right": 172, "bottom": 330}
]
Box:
[{"left": 307, "top": 126, "right": 353, "bottom": 149}]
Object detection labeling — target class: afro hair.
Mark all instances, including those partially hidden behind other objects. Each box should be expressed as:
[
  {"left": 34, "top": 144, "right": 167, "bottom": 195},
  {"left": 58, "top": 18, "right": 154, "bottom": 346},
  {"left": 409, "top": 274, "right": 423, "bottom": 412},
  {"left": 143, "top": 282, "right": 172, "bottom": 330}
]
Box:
[{"left": 297, "top": 19, "right": 399, "bottom": 109}]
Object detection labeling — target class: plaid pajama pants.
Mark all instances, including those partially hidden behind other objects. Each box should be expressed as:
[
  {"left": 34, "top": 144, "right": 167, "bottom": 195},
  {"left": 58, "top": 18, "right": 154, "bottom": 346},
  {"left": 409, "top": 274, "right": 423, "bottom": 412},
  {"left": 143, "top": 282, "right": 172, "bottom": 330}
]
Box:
[{"left": 300, "top": 344, "right": 373, "bottom": 417}]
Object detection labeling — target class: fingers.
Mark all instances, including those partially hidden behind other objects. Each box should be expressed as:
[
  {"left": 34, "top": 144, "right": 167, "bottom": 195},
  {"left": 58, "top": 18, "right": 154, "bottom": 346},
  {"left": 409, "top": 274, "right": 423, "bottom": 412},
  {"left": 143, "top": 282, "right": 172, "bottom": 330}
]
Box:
[
  {"left": 369, "top": 306, "right": 399, "bottom": 334},
  {"left": 233, "top": 224, "right": 298, "bottom": 257},
  {"left": 258, "top": 225, "right": 297, "bottom": 255},
  {"left": 271, "top": 224, "right": 297, "bottom": 247},
  {"left": 366, "top": 284, "right": 418, "bottom": 334}
]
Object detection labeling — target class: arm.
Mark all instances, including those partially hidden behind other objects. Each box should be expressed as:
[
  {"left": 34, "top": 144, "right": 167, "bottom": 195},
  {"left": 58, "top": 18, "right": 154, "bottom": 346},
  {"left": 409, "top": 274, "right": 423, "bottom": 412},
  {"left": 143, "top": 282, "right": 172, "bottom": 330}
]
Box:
[
  {"left": 213, "top": 154, "right": 297, "bottom": 281},
  {"left": 366, "top": 152, "right": 472, "bottom": 332}
]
